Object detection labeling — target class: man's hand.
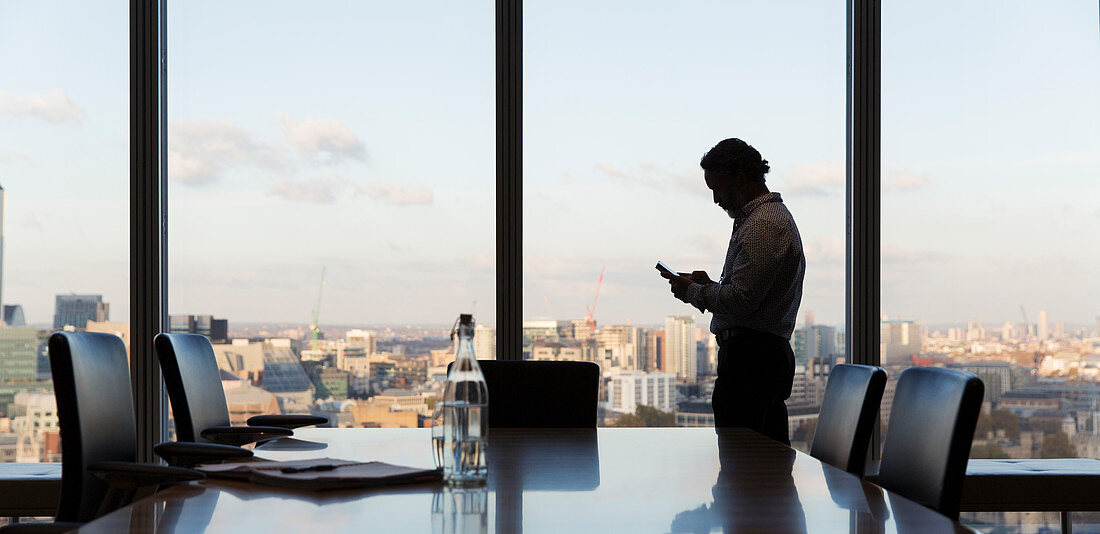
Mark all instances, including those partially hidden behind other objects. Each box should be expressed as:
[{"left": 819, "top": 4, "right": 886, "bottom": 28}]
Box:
[
  {"left": 685, "top": 270, "right": 714, "bottom": 285},
  {"left": 668, "top": 273, "right": 692, "bottom": 299}
]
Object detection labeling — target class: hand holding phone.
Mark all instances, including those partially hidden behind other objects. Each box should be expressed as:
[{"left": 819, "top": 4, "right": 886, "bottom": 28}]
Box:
[{"left": 655, "top": 261, "right": 678, "bottom": 279}]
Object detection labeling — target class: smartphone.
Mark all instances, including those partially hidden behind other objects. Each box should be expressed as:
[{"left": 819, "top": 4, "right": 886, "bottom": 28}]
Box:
[{"left": 655, "top": 261, "right": 678, "bottom": 278}]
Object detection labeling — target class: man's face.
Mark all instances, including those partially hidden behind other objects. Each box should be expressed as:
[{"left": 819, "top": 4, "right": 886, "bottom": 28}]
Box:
[{"left": 704, "top": 170, "right": 740, "bottom": 219}]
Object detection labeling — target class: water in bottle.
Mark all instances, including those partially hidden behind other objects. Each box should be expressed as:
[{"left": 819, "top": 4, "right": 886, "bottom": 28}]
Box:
[{"left": 440, "top": 313, "right": 489, "bottom": 485}]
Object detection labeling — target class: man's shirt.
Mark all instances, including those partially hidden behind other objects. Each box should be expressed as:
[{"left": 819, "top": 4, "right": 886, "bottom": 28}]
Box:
[{"left": 680, "top": 192, "right": 805, "bottom": 340}]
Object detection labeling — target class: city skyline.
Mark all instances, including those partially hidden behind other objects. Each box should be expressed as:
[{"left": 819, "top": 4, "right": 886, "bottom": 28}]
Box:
[{"left": 1, "top": 1, "right": 1097, "bottom": 327}]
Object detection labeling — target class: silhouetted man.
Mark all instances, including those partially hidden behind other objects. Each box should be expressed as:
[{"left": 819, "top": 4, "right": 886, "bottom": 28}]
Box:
[{"left": 664, "top": 138, "right": 805, "bottom": 445}]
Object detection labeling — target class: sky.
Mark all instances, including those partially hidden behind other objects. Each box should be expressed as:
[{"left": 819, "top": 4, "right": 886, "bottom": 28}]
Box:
[{"left": 0, "top": 1, "right": 1097, "bottom": 329}]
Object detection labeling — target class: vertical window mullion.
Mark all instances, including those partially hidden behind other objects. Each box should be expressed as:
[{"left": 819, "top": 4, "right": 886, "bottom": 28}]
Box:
[
  {"left": 496, "top": 0, "right": 522, "bottom": 361},
  {"left": 129, "top": 0, "right": 167, "bottom": 462}
]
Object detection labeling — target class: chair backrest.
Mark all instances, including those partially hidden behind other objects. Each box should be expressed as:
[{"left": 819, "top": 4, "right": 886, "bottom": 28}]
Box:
[
  {"left": 446, "top": 360, "right": 600, "bottom": 427},
  {"left": 810, "top": 364, "right": 886, "bottom": 476},
  {"left": 155, "top": 333, "right": 232, "bottom": 442},
  {"left": 49, "top": 331, "right": 138, "bottom": 522},
  {"left": 878, "top": 367, "right": 984, "bottom": 520}
]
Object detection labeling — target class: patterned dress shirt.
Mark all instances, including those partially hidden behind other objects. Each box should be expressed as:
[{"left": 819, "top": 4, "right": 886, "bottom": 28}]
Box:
[{"left": 680, "top": 192, "right": 805, "bottom": 340}]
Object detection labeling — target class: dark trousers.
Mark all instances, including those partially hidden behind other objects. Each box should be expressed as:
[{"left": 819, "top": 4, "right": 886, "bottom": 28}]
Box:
[{"left": 711, "top": 329, "right": 796, "bottom": 445}]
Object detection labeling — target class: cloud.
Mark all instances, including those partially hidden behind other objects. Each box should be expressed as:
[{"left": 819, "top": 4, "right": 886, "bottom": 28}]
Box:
[
  {"left": 884, "top": 169, "right": 931, "bottom": 191},
  {"left": 594, "top": 161, "right": 708, "bottom": 195},
  {"left": 357, "top": 182, "right": 433, "bottom": 205},
  {"left": 776, "top": 160, "right": 845, "bottom": 196},
  {"left": 0, "top": 89, "right": 85, "bottom": 124},
  {"left": 268, "top": 174, "right": 350, "bottom": 204},
  {"left": 278, "top": 115, "right": 366, "bottom": 163},
  {"left": 169, "top": 119, "right": 285, "bottom": 185},
  {"left": 804, "top": 236, "right": 845, "bottom": 263}
]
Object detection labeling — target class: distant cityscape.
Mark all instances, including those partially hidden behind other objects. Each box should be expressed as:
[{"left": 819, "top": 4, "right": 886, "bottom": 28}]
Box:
[{"left": 3, "top": 293, "right": 1100, "bottom": 530}]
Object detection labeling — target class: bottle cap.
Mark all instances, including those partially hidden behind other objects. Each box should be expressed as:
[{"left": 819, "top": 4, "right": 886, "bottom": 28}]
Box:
[{"left": 459, "top": 314, "right": 474, "bottom": 325}]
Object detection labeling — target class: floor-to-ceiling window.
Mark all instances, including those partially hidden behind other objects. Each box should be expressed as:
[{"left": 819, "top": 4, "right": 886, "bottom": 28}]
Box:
[
  {"left": 522, "top": 0, "right": 847, "bottom": 435},
  {"left": 0, "top": 1, "right": 129, "bottom": 466},
  {"left": 882, "top": 2, "right": 1100, "bottom": 530},
  {"left": 167, "top": 0, "right": 494, "bottom": 430}
]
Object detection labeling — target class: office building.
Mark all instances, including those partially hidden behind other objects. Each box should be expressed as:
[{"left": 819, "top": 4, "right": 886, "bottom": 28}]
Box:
[
  {"left": 605, "top": 371, "right": 676, "bottom": 414},
  {"left": 0, "top": 326, "right": 44, "bottom": 417},
  {"left": 794, "top": 324, "right": 838, "bottom": 366},
  {"left": 53, "top": 294, "right": 109, "bottom": 330},
  {"left": 640, "top": 329, "right": 665, "bottom": 373},
  {"left": 595, "top": 325, "right": 637, "bottom": 370},
  {"left": 950, "top": 362, "right": 1012, "bottom": 403},
  {"left": 880, "top": 320, "right": 921, "bottom": 366},
  {"left": 168, "top": 314, "right": 228, "bottom": 343},
  {"left": 665, "top": 315, "right": 696, "bottom": 381},
  {"left": 1038, "top": 310, "right": 1049, "bottom": 340},
  {"left": 2, "top": 305, "right": 24, "bottom": 326}
]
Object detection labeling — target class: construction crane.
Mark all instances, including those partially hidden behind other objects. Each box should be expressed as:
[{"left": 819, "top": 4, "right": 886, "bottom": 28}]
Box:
[
  {"left": 309, "top": 266, "right": 327, "bottom": 350},
  {"left": 1019, "top": 304, "right": 1030, "bottom": 338},
  {"left": 584, "top": 266, "right": 606, "bottom": 330}
]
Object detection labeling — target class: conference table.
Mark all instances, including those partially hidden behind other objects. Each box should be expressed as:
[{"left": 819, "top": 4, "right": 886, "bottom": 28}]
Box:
[{"left": 73, "top": 427, "right": 972, "bottom": 533}]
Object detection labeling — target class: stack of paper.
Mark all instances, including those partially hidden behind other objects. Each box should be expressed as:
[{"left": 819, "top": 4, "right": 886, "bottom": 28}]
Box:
[{"left": 197, "top": 457, "right": 442, "bottom": 491}]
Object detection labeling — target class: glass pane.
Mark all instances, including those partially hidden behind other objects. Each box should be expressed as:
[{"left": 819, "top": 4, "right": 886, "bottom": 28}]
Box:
[
  {"left": 524, "top": 1, "right": 846, "bottom": 433},
  {"left": 882, "top": 2, "right": 1100, "bottom": 530},
  {"left": 168, "top": 1, "right": 493, "bottom": 431},
  {"left": 0, "top": 1, "right": 129, "bottom": 468}
]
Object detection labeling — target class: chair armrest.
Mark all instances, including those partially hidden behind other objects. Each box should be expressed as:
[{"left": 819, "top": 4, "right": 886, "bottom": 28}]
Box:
[
  {"left": 153, "top": 441, "right": 254, "bottom": 467},
  {"left": 87, "top": 461, "right": 204, "bottom": 490},
  {"left": 200, "top": 425, "right": 293, "bottom": 447},
  {"left": 0, "top": 522, "right": 85, "bottom": 534},
  {"left": 246, "top": 414, "right": 328, "bottom": 430}
]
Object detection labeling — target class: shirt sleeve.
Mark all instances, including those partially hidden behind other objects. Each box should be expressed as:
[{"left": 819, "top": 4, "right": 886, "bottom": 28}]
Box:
[
  {"left": 699, "top": 218, "right": 792, "bottom": 318},
  {"left": 680, "top": 283, "right": 708, "bottom": 313}
]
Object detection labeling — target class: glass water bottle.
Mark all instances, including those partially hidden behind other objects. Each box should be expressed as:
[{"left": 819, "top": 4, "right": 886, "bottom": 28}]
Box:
[{"left": 438, "top": 313, "right": 489, "bottom": 485}]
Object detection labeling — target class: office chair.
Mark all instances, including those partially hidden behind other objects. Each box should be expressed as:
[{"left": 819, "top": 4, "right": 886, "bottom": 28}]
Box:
[
  {"left": 446, "top": 360, "right": 600, "bottom": 427},
  {"left": 155, "top": 333, "right": 326, "bottom": 446},
  {"left": 876, "top": 367, "right": 984, "bottom": 520},
  {"left": 809, "top": 364, "right": 887, "bottom": 476},
  {"left": 0, "top": 332, "right": 240, "bottom": 533}
]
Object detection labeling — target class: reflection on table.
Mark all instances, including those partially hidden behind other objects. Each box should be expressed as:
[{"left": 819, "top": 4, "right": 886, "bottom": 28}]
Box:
[{"left": 72, "top": 428, "right": 970, "bottom": 533}]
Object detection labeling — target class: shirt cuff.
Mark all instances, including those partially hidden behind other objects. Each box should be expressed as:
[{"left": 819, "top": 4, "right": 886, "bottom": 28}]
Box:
[{"left": 682, "top": 283, "right": 707, "bottom": 312}]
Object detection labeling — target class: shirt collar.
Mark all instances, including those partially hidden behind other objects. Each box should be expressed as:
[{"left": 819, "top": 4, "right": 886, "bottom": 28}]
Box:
[{"left": 734, "top": 192, "right": 782, "bottom": 225}]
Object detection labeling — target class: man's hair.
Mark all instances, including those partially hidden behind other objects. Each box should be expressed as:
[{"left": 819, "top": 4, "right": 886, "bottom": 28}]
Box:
[{"left": 700, "top": 138, "right": 770, "bottom": 182}]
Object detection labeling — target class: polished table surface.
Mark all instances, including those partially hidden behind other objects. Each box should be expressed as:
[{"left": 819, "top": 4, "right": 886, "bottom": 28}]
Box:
[{"left": 74, "top": 428, "right": 971, "bottom": 533}]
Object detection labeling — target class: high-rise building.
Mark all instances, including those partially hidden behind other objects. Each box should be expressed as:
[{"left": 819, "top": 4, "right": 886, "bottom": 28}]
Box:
[
  {"left": 3, "top": 305, "right": 24, "bottom": 326},
  {"left": 793, "top": 325, "right": 838, "bottom": 366},
  {"left": 641, "top": 329, "right": 664, "bottom": 372},
  {"left": 451, "top": 324, "right": 495, "bottom": 360},
  {"left": 53, "top": 294, "right": 109, "bottom": 330},
  {"left": 605, "top": 371, "right": 676, "bottom": 413},
  {"left": 665, "top": 316, "right": 696, "bottom": 381},
  {"left": 966, "top": 316, "right": 983, "bottom": 341},
  {"left": 1038, "top": 310, "right": 1049, "bottom": 340},
  {"left": 0, "top": 326, "right": 39, "bottom": 384},
  {"left": 596, "top": 325, "right": 637, "bottom": 369},
  {"left": 880, "top": 320, "right": 921, "bottom": 366},
  {"left": 474, "top": 324, "right": 496, "bottom": 360},
  {"left": 169, "top": 314, "right": 228, "bottom": 342},
  {"left": 0, "top": 326, "right": 44, "bottom": 417}
]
